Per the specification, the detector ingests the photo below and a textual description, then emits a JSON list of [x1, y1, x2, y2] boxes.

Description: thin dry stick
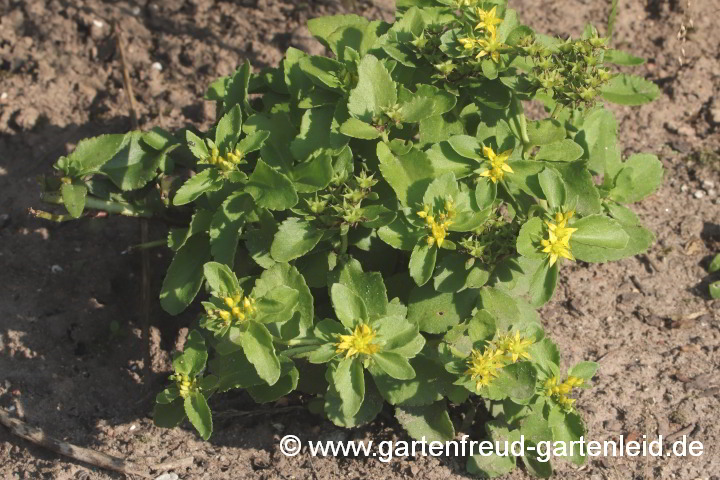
[[115, 23, 152, 389], [0, 408, 151, 478], [151, 455, 195, 473]]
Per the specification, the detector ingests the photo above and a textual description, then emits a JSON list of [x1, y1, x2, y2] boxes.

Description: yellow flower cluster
[[172, 372, 196, 398], [208, 146, 245, 171], [458, 7, 504, 62], [540, 210, 578, 266], [216, 294, 257, 325], [335, 324, 380, 358], [466, 331, 534, 391], [478, 146, 514, 183], [417, 197, 456, 248], [544, 375, 584, 411]]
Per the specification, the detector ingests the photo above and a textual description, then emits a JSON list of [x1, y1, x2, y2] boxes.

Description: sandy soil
[[1, 0, 719, 479]]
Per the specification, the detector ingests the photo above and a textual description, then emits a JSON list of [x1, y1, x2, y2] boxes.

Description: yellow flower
[[335, 324, 380, 358], [544, 376, 584, 411], [173, 373, 197, 398], [541, 210, 578, 266], [475, 28, 503, 63], [478, 146, 513, 183], [458, 37, 478, 50], [495, 331, 534, 363], [465, 348, 505, 391], [417, 200, 455, 248], [475, 6, 503, 32]]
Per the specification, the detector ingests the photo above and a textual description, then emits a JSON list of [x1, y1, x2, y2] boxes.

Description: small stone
[[14, 108, 40, 130], [680, 184, 688, 193], [0, 92, 7, 102], [50, 265, 63, 274], [132, 6, 141, 15], [702, 180, 715, 189], [694, 190, 705, 199], [151, 62, 163, 71], [154, 474, 178, 480], [708, 189, 717, 197], [92, 19, 104, 28]]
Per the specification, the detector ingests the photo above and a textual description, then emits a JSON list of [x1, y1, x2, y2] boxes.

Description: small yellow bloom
[[335, 324, 380, 358], [475, 6, 503, 32], [458, 37, 478, 50], [495, 331, 534, 363], [479, 146, 513, 183], [475, 29, 502, 63], [224, 297, 235, 308], [218, 310, 231, 322], [544, 375, 584, 411], [465, 348, 505, 391], [417, 200, 455, 248], [541, 210, 577, 266]]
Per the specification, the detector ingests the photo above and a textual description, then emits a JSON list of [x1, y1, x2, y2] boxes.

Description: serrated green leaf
[[209, 192, 254, 265], [410, 242, 437, 287], [215, 104, 243, 154], [173, 168, 223, 206], [601, 73, 659, 105], [270, 218, 324, 262], [203, 262, 240, 297], [242, 321, 281, 385], [395, 401, 455, 442], [160, 234, 211, 315], [348, 55, 397, 123], [245, 159, 298, 210], [331, 283, 368, 327], [184, 391, 213, 440], [60, 183, 87, 218]]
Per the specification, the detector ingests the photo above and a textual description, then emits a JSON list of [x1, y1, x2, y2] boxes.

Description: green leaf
[[535, 139, 584, 163], [242, 321, 281, 385], [575, 107, 620, 176], [173, 330, 208, 376], [552, 160, 602, 215], [609, 153, 664, 203], [245, 160, 298, 210], [550, 411, 587, 466], [270, 218, 324, 262], [160, 234, 211, 315], [60, 183, 87, 218], [568, 361, 598, 380], [709, 254, 720, 274], [571, 214, 629, 249], [209, 192, 254, 266], [538, 168, 566, 210], [290, 106, 344, 160], [408, 284, 478, 334], [253, 263, 315, 339], [247, 357, 299, 403], [448, 135, 483, 161], [468, 309, 496, 343], [324, 370, 383, 427], [153, 399, 186, 428], [99, 132, 165, 191], [529, 260, 557, 307], [410, 242, 437, 287], [291, 153, 334, 193], [348, 55, 397, 123], [184, 391, 213, 440], [203, 262, 239, 297], [373, 352, 415, 380], [516, 217, 545, 259], [236, 130, 270, 154], [338, 117, 382, 139], [377, 142, 435, 207], [173, 168, 223, 206], [475, 179, 497, 210], [186, 130, 210, 160], [486, 362, 538, 404], [378, 216, 424, 251], [467, 451, 516, 478], [434, 253, 489, 293], [329, 259, 388, 319], [58, 134, 127, 176], [371, 354, 452, 406], [254, 286, 299, 324], [331, 283, 368, 327], [225, 61, 252, 112], [710, 281, 720, 299], [527, 119, 566, 146], [604, 49, 645, 66], [331, 357, 365, 417], [601, 73, 659, 105], [395, 401, 455, 442], [143, 127, 178, 151], [215, 104, 243, 154]]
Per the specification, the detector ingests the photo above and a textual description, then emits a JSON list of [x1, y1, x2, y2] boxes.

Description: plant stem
[[41, 192, 154, 218]]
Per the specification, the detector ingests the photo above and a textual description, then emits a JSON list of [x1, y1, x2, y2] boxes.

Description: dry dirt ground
[[1, 0, 719, 479]]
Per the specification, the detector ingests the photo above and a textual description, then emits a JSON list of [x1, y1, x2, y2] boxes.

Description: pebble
[[708, 189, 717, 197], [132, 6, 141, 15], [680, 184, 688, 193], [50, 265, 63, 274], [92, 19, 104, 28], [151, 62, 163, 71], [694, 190, 705, 199], [702, 180, 715, 189], [154, 474, 178, 480], [0, 92, 7, 102]]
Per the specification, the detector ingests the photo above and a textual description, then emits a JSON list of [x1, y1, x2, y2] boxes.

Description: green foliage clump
[[41, 0, 664, 476]]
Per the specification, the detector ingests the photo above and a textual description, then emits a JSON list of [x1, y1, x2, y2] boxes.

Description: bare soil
[[1, 0, 719, 479]]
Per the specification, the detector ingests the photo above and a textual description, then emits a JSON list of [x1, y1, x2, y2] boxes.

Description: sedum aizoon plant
[[39, 0, 663, 476]]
